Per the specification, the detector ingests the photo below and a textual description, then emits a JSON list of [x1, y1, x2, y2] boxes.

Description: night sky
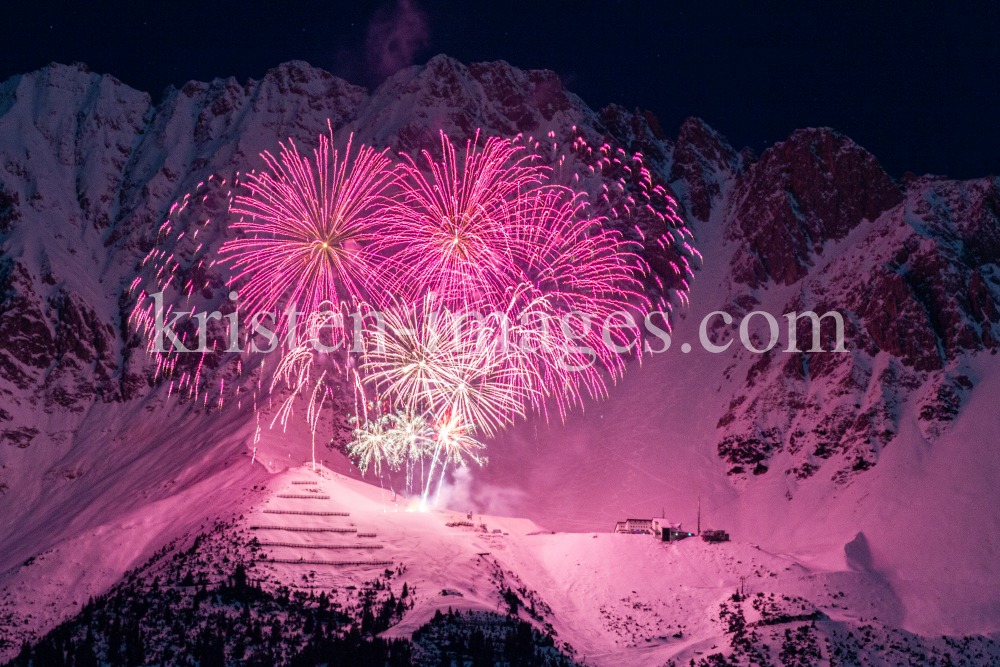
[[2, 1, 997, 179]]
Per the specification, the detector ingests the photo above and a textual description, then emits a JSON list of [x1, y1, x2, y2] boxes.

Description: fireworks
[[384, 409, 436, 466], [348, 403, 485, 502], [432, 409, 486, 468], [139, 123, 693, 500], [360, 294, 533, 437], [422, 409, 485, 504], [367, 131, 650, 423], [220, 121, 394, 342], [376, 131, 542, 310], [503, 183, 647, 420], [347, 412, 394, 476], [127, 174, 243, 409]]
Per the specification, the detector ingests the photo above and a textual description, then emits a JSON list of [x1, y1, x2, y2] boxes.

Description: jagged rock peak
[[349, 54, 593, 154], [668, 117, 744, 222], [727, 126, 904, 287], [595, 104, 672, 168], [674, 117, 740, 173]]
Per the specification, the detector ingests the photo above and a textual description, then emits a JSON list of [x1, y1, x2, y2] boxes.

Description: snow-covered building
[[614, 519, 654, 534], [613, 518, 695, 541]]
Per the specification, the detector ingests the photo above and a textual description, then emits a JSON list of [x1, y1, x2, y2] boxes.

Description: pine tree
[[107, 618, 122, 664], [234, 562, 247, 591]]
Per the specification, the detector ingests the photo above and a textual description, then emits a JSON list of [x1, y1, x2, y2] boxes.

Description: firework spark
[[347, 413, 394, 476]]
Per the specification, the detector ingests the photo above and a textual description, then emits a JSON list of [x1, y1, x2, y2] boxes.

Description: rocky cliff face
[[0, 56, 996, 504], [706, 126, 999, 484], [727, 128, 905, 288]]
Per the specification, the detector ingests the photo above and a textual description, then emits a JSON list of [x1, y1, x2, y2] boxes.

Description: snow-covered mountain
[[476, 120, 1000, 638], [11, 467, 1000, 666], [1, 56, 998, 663]]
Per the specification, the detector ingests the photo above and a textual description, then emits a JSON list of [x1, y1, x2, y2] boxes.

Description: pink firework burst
[[367, 129, 651, 423], [376, 130, 542, 310], [502, 183, 649, 420], [220, 122, 395, 339]]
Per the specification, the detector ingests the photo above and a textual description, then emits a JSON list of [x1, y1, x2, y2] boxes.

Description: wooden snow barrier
[[251, 526, 357, 533], [357, 532, 377, 538], [262, 516, 352, 520], [276, 494, 331, 499], [290, 481, 319, 485], [266, 558, 393, 566], [258, 542, 383, 549]]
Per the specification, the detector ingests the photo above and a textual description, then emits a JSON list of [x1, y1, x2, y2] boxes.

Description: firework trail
[[423, 409, 485, 504], [269, 341, 315, 431]]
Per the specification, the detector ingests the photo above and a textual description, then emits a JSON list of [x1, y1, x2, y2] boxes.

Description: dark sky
[[2, 1, 997, 179]]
